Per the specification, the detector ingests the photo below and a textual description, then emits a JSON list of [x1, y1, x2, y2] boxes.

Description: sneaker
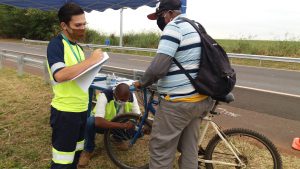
[[142, 125, 151, 135], [78, 151, 94, 168]]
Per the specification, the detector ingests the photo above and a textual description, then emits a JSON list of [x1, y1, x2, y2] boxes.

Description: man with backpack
[[133, 0, 215, 168]]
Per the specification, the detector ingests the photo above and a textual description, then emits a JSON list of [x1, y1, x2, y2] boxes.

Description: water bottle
[[111, 73, 117, 87], [106, 74, 112, 86]]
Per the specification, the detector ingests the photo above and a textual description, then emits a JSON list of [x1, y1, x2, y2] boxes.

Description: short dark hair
[[58, 2, 84, 24], [114, 83, 130, 100]]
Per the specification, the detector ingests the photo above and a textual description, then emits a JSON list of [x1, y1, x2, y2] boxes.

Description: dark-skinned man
[[78, 83, 141, 167], [134, 0, 214, 168]]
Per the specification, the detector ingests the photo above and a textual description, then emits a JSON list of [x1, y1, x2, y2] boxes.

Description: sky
[[85, 0, 300, 40]]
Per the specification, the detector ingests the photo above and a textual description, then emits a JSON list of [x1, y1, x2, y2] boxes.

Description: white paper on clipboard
[[72, 52, 109, 92]]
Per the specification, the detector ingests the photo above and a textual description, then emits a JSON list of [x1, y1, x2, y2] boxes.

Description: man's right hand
[[133, 81, 141, 89], [89, 49, 103, 65], [122, 121, 135, 130]]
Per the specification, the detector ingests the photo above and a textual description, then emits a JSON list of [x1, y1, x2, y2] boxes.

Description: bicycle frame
[[130, 88, 246, 168], [197, 103, 246, 168], [107, 87, 282, 169], [129, 88, 156, 146]]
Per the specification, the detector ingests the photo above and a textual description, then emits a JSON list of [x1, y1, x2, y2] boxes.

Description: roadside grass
[[1, 68, 300, 168], [82, 31, 300, 59], [98, 38, 300, 71], [2, 34, 300, 59], [0, 68, 52, 169], [218, 39, 300, 57], [100, 48, 300, 71], [0, 68, 118, 168], [0, 39, 22, 43], [230, 58, 300, 70]]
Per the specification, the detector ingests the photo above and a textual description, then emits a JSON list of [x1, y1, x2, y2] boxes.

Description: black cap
[[147, 0, 182, 20]]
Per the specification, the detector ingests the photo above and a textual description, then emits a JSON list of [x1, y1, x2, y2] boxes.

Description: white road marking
[[233, 64, 300, 73], [110, 52, 154, 58], [129, 58, 151, 63], [217, 108, 241, 118], [26, 46, 43, 50], [236, 85, 300, 98]]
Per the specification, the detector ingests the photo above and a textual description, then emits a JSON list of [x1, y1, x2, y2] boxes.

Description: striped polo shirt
[[157, 14, 207, 101]]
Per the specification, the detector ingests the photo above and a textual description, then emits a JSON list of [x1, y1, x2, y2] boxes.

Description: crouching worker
[[78, 83, 141, 167]]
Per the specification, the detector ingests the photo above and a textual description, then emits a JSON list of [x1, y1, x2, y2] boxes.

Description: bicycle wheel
[[205, 128, 282, 169], [104, 113, 152, 169]]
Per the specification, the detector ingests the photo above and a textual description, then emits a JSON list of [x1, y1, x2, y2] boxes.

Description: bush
[[0, 5, 59, 40]]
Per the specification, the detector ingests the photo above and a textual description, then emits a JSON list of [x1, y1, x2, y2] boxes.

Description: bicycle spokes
[[204, 128, 282, 169]]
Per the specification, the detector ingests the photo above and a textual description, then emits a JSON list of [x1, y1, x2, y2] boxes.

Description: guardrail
[[0, 49, 145, 83], [23, 38, 300, 64], [23, 38, 157, 53], [0, 49, 48, 80], [228, 53, 300, 64], [2, 38, 300, 83]]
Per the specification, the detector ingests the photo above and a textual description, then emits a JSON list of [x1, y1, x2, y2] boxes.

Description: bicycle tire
[[104, 113, 152, 169], [204, 128, 282, 169]]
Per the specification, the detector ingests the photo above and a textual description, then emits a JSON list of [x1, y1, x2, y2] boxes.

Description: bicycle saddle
[[212, 93, 235, 103]]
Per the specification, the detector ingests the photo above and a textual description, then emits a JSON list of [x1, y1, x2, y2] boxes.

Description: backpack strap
[[172, 57, 200, 93], [179, 17, 207, 35], [172, 17, 206, 94]]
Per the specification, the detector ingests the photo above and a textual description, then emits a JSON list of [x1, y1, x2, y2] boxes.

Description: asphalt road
[[2, 41, 300, 95]]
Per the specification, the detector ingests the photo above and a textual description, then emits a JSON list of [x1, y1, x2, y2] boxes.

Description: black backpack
[[172, 17, 236, 98]]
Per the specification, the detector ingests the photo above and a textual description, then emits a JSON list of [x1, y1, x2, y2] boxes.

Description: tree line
[[0, 5, 60, 40], [0, 4, 160, 48]]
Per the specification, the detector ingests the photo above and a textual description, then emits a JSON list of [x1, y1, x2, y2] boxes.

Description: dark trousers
[[84, 116, 106, 152], [50, 106, 87, 169]]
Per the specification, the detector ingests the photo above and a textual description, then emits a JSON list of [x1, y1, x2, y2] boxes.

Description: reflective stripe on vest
[[104, 100, 133, 121], [47, 38, 88, 112], [52, 148, 75, 164]]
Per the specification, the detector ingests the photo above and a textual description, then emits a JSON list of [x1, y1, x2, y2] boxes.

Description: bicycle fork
[[129, 88, 155, 147]]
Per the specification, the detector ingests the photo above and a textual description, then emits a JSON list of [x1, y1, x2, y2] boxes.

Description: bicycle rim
[[104, 114, 151, 169], [204, 128, 282, 169]]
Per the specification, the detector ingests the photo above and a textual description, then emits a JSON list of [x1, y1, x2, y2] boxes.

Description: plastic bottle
[[106, 74, 111, 86], [111, 73, 117, 87]]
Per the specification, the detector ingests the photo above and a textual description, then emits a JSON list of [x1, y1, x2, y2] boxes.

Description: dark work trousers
[[50, 106, 87, 169]]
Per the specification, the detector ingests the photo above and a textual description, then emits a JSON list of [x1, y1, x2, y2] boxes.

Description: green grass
[[84, 32, 300, 71], [122, 32, 160, 49], [3, 32, 300, 58], [0, 69, 52, 168], [1, 68, 300, 168], [230, 58, 300, 70], [85, 31, 300, 57], [217, 39, 300, 57], [0, 68, 118, 168], [6, 31, 300, 70], [82, 31, 300, 58]]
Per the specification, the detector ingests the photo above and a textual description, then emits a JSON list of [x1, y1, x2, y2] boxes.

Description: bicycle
[[103, 88, 282, 169]]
